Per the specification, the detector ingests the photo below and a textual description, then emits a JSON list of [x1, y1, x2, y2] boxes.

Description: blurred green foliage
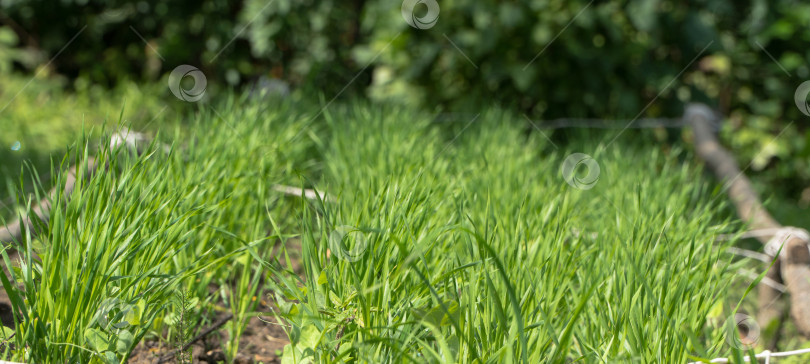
[[0, 0, 808, 203]]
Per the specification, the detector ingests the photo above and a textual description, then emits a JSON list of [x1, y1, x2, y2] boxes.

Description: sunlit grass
[[0, 95, 315, 363], [0, 98, 751, 363], [272, 105, 743, 362]]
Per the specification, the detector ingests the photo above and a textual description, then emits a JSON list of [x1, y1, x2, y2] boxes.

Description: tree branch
[[686, 103, 810, 337], [157, 313, 234, 363]]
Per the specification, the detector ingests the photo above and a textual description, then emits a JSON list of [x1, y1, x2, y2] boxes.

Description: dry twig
[[157, 313, 234, 363]]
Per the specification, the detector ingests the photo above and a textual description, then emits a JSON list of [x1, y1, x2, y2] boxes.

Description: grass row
[[278, 105, 743, 362], [1, 97, 751, 363]]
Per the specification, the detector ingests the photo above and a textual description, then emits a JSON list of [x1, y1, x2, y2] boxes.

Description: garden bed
[[0, 100, 755, 363]]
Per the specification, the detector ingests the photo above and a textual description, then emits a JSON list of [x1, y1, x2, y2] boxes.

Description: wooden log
[[686, 103, 810, 337], [0, 129, 329, 245]]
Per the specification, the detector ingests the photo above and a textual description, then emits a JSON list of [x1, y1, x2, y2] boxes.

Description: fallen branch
[[157, 313, 234, 363], [0, 130, 330, 245], [332, 315, 354, 359], [688, 347, 810, 363], [272, 184, 333, 202], [736, 269, 787, 293], [686, 103, 810, 337], [0, 333, 23, 364], [726, 247, 773, 263]]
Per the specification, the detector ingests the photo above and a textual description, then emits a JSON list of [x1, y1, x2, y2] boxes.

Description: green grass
[[0, 72, 189, 223], [0, 95, 314, 363], [0, 96, 761, 363], [273, 105, 743, 363]]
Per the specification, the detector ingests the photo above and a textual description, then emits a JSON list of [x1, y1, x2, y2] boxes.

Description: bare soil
[[127, 296, 290, 364]]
